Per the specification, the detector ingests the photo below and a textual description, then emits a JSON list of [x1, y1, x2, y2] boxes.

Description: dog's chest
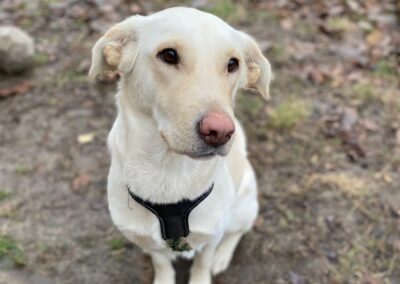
[[114, 201, 225, 252], [109, 181, 234, 253]]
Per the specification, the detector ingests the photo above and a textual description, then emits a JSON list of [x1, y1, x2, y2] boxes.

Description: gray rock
[[0, 26, 35, 74]]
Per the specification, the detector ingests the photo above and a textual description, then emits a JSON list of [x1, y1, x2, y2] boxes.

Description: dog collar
[[127, 183, 214, 252]]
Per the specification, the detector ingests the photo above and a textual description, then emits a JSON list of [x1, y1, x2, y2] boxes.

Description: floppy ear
[[89, 16, 142, 82], [240, 32, 272, 99]]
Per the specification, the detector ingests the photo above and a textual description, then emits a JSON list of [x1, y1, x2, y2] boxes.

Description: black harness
[[127, 183, 214, 251]]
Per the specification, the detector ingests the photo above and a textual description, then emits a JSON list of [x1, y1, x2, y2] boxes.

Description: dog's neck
[[113, 92, 220, 204]]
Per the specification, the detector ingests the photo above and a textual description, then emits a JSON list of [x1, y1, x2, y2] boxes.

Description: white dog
[[89, 7, 271, 284]]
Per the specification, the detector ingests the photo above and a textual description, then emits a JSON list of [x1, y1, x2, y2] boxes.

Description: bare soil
[[1, 1, 399, 284]]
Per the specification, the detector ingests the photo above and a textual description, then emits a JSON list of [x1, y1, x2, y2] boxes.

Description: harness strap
[[127, 183, 214, 240]]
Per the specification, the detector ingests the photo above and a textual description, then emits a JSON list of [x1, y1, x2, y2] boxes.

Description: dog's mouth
[[160, 131, 228, 160], [187, 152, 216, 160], [183, 146, 230, 160]]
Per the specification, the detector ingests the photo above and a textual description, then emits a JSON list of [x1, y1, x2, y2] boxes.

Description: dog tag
[[167, 237, 192, 252]]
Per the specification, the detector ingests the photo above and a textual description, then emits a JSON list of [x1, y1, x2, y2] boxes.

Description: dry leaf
[[280, 18, 293, 30], [340, 107, 358, 132], [77, 132, 96, 144], [253, 216, 264, 231], [360, 118, 379, 132], [366, 29, 383, 45], [396, 129, 400, 146], [382, 173, 392, 184], [72, 174, 92, 192], [0, 80, 32, 97]]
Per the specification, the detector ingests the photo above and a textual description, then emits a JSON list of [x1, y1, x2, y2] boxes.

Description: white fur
[[90, 7, 270, 284]]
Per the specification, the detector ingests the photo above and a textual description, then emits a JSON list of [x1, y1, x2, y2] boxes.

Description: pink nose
[[199, 111, 235, 147]]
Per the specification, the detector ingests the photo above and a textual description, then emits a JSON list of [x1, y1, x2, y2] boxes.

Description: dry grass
[[306, 172, 371, 197]]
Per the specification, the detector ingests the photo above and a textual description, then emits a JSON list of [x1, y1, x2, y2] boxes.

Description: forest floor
[[0, 0, 400, 283]]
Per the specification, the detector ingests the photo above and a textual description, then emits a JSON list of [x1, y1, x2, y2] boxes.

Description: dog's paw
[[211, 250, 231, 276], [153, 270, 175, 284], [188, 272, 211, 284], [211, 233, 242, 275], [153, 277, 174, 284]]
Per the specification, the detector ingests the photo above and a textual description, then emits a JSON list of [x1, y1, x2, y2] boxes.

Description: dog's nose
[[199, 111, 235, 147]]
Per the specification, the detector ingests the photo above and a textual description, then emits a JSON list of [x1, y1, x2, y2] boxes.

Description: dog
[[89, 7, 271, 284]]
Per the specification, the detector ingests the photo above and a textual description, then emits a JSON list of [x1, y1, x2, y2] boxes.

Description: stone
[[0, 26, 35, 74]]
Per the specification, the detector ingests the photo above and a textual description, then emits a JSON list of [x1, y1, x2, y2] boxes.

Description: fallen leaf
[[362, 274, 384, 284], [321, 107, 366, 162], [72, 174, 92, 192], [334, 45, 368, 66], [366, 29, 383, 45], [130, 4, 144, 14], [0, 80, 32, 97], [394, 239, 400, 253], [280, 18, 293, 30], [396, 129, 400, 146], [77, 132, 96, 144], [287, 184, 304, 195], [289, 271, 306, 284], [0, 199, 21, 217], [360, 118, 379, 132], [382, 173, 392, 184], [253, 216, 264, 231], [340, 107, 358, 132], [307, 69, 326, 85]]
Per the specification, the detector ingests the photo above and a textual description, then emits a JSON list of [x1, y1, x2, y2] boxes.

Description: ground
[[0, 0, 399, 283]]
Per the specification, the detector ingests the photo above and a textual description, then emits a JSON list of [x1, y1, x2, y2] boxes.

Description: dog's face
[[90, 7, 271, 159]]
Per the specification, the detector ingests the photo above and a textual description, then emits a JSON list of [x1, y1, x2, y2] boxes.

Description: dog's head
[[90, 7, 271, 159]]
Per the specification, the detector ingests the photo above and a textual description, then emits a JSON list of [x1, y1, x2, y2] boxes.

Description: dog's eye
[[227, 58, 239, 73], [158, 48, 179, 65]]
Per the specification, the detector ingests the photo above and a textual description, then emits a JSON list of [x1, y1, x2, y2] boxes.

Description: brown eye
[[158, 48, 179, 65], [227, 58, 239, 73]]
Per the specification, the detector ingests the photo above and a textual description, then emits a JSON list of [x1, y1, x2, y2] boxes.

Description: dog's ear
[[240, 32, 272, 99], [89, 16, 142, 82]]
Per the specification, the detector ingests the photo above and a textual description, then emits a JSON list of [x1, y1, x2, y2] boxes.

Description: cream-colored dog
[[89, 7, 271, 284]]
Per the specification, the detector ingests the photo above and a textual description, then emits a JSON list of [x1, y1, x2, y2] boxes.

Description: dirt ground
[[0, 0, 400, 283]]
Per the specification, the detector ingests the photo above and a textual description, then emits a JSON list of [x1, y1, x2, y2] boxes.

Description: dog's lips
[[187, 152, 216, 160], [159, 131, 228, 160]]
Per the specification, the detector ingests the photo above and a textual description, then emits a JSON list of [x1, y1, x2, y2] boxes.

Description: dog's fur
[[89, 7, 271, 284]]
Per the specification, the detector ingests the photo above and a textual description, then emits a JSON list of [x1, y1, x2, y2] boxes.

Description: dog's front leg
[[150, 252, 175, 284], [189, 243, 217, 284]]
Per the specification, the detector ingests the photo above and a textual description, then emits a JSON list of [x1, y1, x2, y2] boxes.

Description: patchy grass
[[379, 86, 400, 118], [0, 236, 26, 266], [15, 164, 32, 175], [237, 92, 264, 116], [267, 98, 309, 130], [34, 52, 49, 65], [326, 17, 356, 32], [0, 190, 11, 201], [54, 69, 87, 88], [373, 59, 397, 77], [306, 172, 371, 197], [295, 20, 320, 40], [203, 0, 246, 23], [108, 237, 126, 251], [334, 229, 399, 282], [250, 10, 278, 22], [77, 235, 97, 249], [268, 44, 290, 66], [351, 83, 376, 101]]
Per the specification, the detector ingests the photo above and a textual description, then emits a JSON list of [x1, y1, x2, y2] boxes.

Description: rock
[[0, 26, 35, 74]]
